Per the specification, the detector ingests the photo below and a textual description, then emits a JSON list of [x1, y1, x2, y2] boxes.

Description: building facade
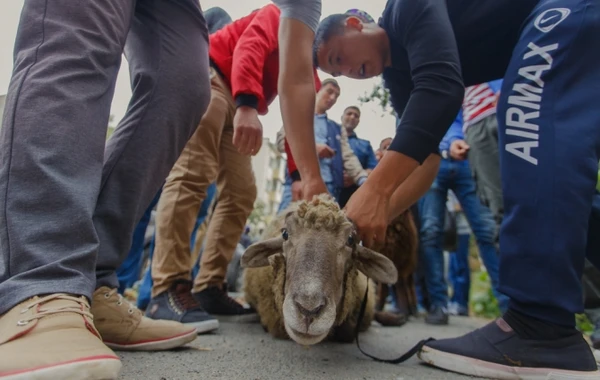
[[250, 137, 286, 217]]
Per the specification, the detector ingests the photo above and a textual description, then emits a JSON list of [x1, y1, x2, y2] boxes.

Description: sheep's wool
[[295, 194, 352, 232]]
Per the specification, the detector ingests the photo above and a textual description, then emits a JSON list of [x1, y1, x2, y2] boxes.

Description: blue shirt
[[314, 113, 333, 183], [380, 0, 539, 164], [347, 132, 378, 171], [439, 111, 464, 153]]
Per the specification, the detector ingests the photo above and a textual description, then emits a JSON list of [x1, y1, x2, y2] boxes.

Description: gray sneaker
[[145, 280, 219, 334]]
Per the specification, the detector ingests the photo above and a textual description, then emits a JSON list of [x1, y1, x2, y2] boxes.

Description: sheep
[[372, 206, 419, 326], [241, 194, 398, 346]]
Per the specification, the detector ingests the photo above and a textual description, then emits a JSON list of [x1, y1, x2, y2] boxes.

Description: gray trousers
[[0, 0, 210, 315], [464, 114, 503, 227]]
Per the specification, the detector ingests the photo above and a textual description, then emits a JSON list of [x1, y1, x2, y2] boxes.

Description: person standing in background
[[337, 105, 378, 208]]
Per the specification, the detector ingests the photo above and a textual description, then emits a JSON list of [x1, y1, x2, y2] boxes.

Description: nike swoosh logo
[[540, 14, 559, 24]]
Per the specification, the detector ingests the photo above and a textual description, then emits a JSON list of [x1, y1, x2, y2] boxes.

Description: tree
[[357, 77, 395, 116], [247, 199, 268, 237], [106, 114, 116, 140]]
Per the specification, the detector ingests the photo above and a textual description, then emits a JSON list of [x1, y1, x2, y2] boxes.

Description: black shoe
[[145, 280, 219, 334], [194, 285, 258, 323], [419, 318, 599, 379], [425, 306, 449, 325], [456, 305, 469, 317]]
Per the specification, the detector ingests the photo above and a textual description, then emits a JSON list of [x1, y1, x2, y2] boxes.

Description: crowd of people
[[0, 0, 599, 379]]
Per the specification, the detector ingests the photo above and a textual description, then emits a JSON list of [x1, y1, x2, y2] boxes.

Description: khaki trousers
[[151, 68, 257, 297]]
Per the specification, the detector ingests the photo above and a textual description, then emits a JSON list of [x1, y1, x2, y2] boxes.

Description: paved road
[[118, 316, 490, 380]]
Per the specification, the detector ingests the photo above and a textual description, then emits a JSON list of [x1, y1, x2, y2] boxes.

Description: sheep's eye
[[347, 234, 355, 246], [281, 228, 289, 241]]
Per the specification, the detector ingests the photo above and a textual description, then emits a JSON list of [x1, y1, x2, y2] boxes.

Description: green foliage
[[357, 78, 395, 116], [469, 271, 501, 319], [577, 313, 594, 335], [106, 114, 116, 140], [469, 270, 595, 336]]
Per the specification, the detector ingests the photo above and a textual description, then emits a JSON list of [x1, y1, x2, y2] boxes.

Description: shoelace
[[172, 286, 202, 311], [17, 294, 94, 326], [103, 288, 136, 315]]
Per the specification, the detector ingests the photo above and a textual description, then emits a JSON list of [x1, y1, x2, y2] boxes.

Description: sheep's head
[[241, 194, 397, 345]]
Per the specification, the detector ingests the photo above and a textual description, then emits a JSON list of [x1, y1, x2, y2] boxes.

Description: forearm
[[363, 150, 420, 199], [277, 17, 322, 182], [387, 153, 441, 222]]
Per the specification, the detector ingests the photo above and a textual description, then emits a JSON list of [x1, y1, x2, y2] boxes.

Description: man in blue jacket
[[277, 79, 367, 212], [338, 105, 378, 208]]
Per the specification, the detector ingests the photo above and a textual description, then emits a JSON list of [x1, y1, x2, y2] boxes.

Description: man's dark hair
[[321, 78, 340, 91], [313, 14, 347, 67], [344, 105, 361, 115]]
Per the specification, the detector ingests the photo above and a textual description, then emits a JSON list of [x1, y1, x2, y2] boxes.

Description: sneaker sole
[[419, 346, 600, 379], [104, 328, 197, 351], [212, 313, 260, 324], [0, 355, 121, 380], [185, 319, 220, 334]]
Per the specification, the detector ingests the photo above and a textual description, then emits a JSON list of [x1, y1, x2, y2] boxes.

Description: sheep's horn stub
[[241, 236, 284, 268]]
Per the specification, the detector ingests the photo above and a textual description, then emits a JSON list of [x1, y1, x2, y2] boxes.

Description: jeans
[[418, 158, 509, 311], [116, 189, 162, 294], [448, 232, 472, 310]]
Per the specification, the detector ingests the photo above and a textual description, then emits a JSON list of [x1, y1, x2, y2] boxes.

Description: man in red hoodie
[[145, 5, 321, 328]]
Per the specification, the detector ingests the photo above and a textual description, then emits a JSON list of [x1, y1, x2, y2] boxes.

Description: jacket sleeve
[[446, 110, 465, 147], [365, 143, 379, 170], [340, 126, 368, 183], [386, 0, 464, 164], [231, 5, 280, 112]]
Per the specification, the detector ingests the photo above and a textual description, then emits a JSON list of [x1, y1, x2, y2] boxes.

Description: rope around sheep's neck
[[353, 283, 435, 364]]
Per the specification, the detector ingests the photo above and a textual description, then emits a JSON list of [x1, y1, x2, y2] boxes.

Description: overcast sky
[[0, 0, 396, 149]]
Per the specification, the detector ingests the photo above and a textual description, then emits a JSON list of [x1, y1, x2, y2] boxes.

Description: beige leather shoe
[[0, 294, 121, 380], [92, 287, 197, 351]]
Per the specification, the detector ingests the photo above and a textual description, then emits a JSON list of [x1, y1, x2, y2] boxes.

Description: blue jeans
[[136, 183, 217, 309], [116, 189, 162, 294], [448, 233, 472, 309], [418, 159, 509, 311]]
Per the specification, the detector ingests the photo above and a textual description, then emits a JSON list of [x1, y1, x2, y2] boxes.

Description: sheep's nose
[[293, 294, 327, 318]]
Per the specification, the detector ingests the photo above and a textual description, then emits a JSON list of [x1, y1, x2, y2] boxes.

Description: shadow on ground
[[118, 317, 490, 380]]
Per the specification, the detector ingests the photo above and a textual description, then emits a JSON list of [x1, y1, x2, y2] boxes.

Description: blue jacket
[[347, 132, 378, 170], [439, 110, 465, 153], [324, 119, 344, 191], [282, 118, 344, 192]]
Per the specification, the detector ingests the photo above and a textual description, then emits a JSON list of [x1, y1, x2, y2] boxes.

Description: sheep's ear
[[354, 245, 398, 284], [241, 237, 284, 268]]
